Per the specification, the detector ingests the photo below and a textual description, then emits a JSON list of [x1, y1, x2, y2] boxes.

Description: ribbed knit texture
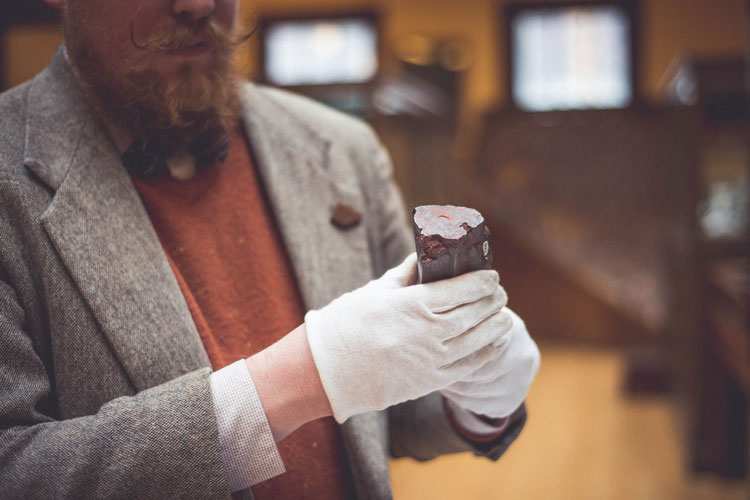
[[130, 127, 355, 499]]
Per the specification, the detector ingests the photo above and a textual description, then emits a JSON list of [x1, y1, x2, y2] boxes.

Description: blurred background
[[2, 0, 748, 498]]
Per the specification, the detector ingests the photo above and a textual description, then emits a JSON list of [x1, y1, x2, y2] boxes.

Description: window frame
[[256, 9, 381, 91], [503, 0, 640, 111]]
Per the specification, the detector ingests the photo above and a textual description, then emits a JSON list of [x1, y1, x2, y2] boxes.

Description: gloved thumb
[[368, 252, 418, 291]]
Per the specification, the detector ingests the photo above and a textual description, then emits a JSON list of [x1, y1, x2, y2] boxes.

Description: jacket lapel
[[240, 87, 388, 499], [24, 49, 210, 391], [240, 86, 373, 309]]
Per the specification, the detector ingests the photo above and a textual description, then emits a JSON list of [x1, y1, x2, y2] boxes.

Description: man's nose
[[172, 0, 216, 21]]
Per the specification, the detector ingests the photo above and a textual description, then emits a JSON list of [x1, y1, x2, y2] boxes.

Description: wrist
[[245, 324, 333, 442]]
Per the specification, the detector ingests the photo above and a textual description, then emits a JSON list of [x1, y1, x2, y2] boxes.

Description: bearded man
[[0, 1, 540, 499]]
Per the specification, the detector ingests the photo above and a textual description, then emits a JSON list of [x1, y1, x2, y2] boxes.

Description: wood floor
[[389, 345, 749, 500]]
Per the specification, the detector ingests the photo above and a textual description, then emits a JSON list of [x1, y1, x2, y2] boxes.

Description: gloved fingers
[[444, 339, 540, 398], [369, 252, 418, 290], [460, 342, 522, 383], [442, 375, 505, 399], [410, 269, 499, 313], [472, 334, 540, 386], [458, 357, 504, 383], [464, 306, 540, 381], [494, 312, 540, 378], [505, 306, 527, 332], [455, 333, 512, 383], [439, 289, 509, 342], [441, 309, 513, 363], [438, 339, 501, 381]]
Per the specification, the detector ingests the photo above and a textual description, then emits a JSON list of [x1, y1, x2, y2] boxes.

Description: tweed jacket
[[0, 49, 525, 499]]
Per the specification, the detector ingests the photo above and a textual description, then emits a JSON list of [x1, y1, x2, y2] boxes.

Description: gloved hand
[[440, 307, 540, 419], [305, 253, 514, 423]]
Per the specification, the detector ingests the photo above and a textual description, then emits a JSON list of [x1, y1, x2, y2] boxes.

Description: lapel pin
[[330, 202, 362, 230]]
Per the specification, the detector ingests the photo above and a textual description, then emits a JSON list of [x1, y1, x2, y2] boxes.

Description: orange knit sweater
[[130, 127, 355, 499]]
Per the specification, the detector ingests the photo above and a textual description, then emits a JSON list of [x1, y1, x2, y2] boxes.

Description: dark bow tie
[[121, 124, 229, 180]]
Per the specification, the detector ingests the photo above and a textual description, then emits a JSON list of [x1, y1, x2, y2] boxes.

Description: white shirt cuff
[[209, 360, 286, 492]]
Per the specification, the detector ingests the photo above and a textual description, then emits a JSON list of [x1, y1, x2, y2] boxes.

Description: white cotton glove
[[440, 307, 540, 419], [305, 253, 514, 423]]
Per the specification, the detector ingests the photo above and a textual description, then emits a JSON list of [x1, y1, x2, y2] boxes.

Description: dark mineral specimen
[[412, 205, 493, 284]]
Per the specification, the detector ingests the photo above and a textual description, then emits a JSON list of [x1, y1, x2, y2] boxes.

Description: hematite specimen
[[413, 205, 493, 284]]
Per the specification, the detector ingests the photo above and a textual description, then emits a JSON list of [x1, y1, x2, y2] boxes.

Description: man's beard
[[62, 8, 242, 148]]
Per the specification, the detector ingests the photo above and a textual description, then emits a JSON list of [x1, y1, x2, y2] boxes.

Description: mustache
[[129, 5, 257, 53]]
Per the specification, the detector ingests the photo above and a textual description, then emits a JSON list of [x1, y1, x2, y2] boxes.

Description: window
[[262, 16, 378, 87], [509, 3, 634, 111]]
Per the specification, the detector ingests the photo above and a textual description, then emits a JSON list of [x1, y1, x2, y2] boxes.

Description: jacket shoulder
[[247, 84, 380, 151]]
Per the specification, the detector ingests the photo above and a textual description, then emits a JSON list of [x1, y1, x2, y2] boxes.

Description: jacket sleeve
[[358, 126, 528, 462], [389, 394, 527, 461], [0, 276, 232, 500]]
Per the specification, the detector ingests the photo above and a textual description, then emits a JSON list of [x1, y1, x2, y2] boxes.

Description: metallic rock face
[[413, 205, 494, 284]]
